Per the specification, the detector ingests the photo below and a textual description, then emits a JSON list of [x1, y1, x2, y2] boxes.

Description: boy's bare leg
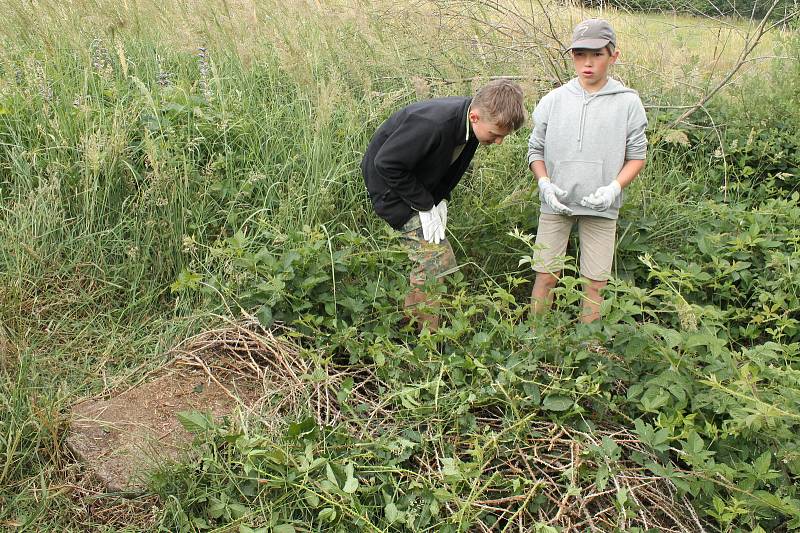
[[531, 272, 559, 315], [581, 278, 607, 323]]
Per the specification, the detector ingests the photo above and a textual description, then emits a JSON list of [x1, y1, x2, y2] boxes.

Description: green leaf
[[600, 436, 620, 459], [343, 476, 359, 494], [176, 410, 213, 434], [754, 451, 772, 476], [752, 490, 790, 512], [273, 525, 296, 533], [651, 428, 670, 452], [683, 431, 704, 456], [385, 502, 402, 524], [287, 417, 317, 440], [305, 492, 321, 508], [441, 457, 463, 483], [170, 268, 202, 292], [298, 457, 327, 473], [326, 463, 340, 488], [595, 463, 610, 491], [640, 387, 670, 412], [228, 503, 249, 519], [343, 463, 359, 494], [256, 305, 274, 327], [192, 517, 210, 529], [318, 507, 336, 522], [542, 395, 573, 412], [616, 487, 629, 507], [207, 498, 226, 519], [472, 332, 491, 346], [624, 335, 649, 358], [248, 447, 288, 465], [634, 419, 670, 452], [522, 382, 541, 405]]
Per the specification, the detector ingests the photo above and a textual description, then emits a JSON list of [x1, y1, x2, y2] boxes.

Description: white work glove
[[418, 207, 445, 244], [436, 199, 448, 230], [538, 177, 573, 216], [580, 181, 621, 212]]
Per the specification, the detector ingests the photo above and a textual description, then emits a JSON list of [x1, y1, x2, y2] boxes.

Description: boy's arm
[[528, 100, 575, 215], [623, 97, 648, 166], [526, 98, 550, 173], [530, 160, 548, 180], [616, 97, 648, 189], [614, 159, 645, 189], [580, 98, 648, 211], [373, 114, 441, 212]]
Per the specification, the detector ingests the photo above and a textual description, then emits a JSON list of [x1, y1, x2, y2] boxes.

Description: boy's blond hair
[[472, 79, 526, 131]]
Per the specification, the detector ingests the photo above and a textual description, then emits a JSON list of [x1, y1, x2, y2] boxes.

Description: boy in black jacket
[[362, 79, 526, 331]]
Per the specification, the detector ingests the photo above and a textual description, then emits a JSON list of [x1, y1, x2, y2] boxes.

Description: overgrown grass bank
[[1, 0, 798, 530]]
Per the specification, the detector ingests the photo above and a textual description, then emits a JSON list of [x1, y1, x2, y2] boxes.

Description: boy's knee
[[585, 278, 608, 289], [583, 278, 608, 293], [534, 271, 559, 289]]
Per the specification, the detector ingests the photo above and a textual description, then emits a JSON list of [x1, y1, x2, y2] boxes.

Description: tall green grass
[[0, 0, 796, 529], [0, 0, 784, 314]]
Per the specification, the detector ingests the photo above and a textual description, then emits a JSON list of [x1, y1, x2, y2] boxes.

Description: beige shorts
[[533, 213, 617, 281]]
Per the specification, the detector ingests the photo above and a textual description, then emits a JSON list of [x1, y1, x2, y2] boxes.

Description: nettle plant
[[177, 224, 412, 347]]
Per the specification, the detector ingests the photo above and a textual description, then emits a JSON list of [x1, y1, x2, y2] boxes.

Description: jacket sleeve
[[527, 96, 551, 166], [373, 113, 440, 212], [625, 97, 648, 160]]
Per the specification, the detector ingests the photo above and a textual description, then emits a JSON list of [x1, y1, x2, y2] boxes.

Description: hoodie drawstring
[[577, 94, 590, 152]]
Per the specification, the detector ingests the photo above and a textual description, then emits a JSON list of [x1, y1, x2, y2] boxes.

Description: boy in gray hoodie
[[527, 19, 648, 323]]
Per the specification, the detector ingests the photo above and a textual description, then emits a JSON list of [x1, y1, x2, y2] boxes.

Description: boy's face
[[469, 109, 511, 145], [571, 47, 619, 89]]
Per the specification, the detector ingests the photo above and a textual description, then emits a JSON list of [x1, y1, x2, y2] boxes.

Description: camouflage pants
[[399, 214, 458, 288]]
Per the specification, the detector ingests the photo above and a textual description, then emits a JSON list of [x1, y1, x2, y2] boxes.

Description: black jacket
[[361, 97, 479, 229]]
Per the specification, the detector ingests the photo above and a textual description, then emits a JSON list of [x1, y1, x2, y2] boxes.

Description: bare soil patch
[[67, 363, 261, 492]]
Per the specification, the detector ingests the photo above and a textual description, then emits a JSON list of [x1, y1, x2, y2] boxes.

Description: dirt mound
[[67, 320, 385, 492], [67, 363, 261, 493]]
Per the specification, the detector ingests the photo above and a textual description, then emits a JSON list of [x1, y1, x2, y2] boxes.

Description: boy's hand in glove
[[580, 181, 621, 212], [419, 207, 445, 244], [538, 177, 573, 216], [436, 199, 447, 229]]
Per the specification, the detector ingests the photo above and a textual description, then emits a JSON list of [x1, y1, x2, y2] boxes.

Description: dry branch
[[169, 319, 389, 431]]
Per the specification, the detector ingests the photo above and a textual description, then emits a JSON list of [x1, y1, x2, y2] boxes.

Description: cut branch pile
[[434, 421, 707, 532], [168, 319, 388, 430], [167, 320, 707, 530]]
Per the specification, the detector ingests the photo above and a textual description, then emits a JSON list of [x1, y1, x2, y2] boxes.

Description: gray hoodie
[[527, 78, 648, 219]]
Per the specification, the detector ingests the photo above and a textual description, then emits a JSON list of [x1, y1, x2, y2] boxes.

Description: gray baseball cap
[[567, 19, 616, 50]]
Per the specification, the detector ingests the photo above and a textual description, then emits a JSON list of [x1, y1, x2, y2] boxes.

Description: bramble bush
[[164, 180, 800, 530]]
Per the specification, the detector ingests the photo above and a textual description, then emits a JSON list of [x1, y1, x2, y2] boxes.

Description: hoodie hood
[[565, 77, 636, 97], [566, 78, 638, 151], [566, 78, 637, 151]]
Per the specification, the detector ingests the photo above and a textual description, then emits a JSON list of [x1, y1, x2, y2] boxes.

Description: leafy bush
[[163, 195, 800, 530]]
